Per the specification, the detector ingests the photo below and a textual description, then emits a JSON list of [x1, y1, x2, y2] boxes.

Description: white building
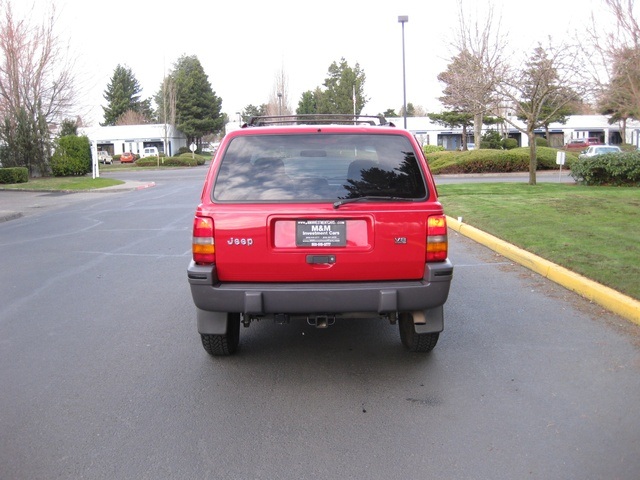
[[79, 124, 188, 157], [388, 115, 640, 150]]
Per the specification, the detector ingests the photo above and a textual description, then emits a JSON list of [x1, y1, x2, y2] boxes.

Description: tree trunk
[[474, 113, 483, 147], [462, 124, 468, 150], [528, 130, 537, 185], [545, 125, 550, 146]]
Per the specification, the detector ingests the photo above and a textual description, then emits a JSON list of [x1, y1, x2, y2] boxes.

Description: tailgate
[[213, 204, 435, 282]]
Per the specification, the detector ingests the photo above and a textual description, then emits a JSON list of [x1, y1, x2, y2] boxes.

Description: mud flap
[[197, 309, 228, 335], [414, 306, 444, 334]]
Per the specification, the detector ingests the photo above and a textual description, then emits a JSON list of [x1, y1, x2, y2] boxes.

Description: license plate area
[[296, 219, 346, 247]]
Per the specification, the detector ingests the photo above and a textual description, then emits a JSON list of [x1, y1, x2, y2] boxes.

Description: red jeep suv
[[187, 115, 453, 355]]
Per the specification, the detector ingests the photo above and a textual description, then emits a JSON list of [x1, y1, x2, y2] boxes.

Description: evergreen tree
[[156, 55, 223, 144], [242, 104, 266, 122], [319, 58, 367, 114], [294, 60, 367, 116], [59, 118, 78, 136], [102, 65, 150, 126], [296, 90, 320, 114], [401, 102, 417, 117], [0, 106, 51, 176]]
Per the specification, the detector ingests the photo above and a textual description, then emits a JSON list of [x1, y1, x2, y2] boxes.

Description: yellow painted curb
[[447, 216, 640, 326]]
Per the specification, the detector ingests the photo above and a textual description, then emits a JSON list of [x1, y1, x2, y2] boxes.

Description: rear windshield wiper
[[333, 196, 414, 209]]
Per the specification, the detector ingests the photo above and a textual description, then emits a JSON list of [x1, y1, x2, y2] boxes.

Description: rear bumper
[[187, 260, 453, 315]]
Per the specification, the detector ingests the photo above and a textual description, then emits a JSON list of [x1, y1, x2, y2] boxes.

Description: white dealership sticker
[[296, 219, 347, 247]]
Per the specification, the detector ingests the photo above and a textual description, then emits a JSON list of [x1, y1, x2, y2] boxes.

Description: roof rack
[[246, 114, 393, 127]]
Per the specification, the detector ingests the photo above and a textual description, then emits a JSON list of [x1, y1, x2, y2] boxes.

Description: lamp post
[[277, 92, 283, 116], [398, 15, 408, 129]]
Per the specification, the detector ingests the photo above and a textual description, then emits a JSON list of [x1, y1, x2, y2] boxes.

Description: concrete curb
[[447, 216, 640, 326], [135, 182, 156, 190], [0, 181, 155, 194], [0, 211, 23, 223]]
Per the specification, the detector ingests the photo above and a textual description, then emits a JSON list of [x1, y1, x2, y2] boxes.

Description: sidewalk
[[0, 180, 155, 222]]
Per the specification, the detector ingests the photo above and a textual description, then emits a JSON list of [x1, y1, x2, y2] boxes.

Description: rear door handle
[[306, 255, 336, 264]]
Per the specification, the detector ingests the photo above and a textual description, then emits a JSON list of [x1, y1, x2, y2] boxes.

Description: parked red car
[[565, 137, 601, 149], [120, 152, 136, 163]]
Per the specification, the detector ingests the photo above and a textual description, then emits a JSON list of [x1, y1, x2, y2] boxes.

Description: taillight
[[426, 215, 448, 262], [192, 216, 215, 264]]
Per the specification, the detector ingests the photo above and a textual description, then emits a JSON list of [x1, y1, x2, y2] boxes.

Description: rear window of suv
[[212, 133, 427, 202]]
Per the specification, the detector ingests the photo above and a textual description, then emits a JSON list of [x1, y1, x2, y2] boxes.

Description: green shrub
[[0, 167, 29, 183], [50, 135, 91, 176], [163, 156, 200, 166], [481, 130, 503, 149], [135, 156, 160, 166], [570, 152, 640, 186], [177, 146, 191, 155], [535, 137, 548, 147], [533, 147, 579, 169], [135, 156, 200, 167], [177, 152, 207, 165], [423, 145, 446, 155], [503, 138, 518, 150]]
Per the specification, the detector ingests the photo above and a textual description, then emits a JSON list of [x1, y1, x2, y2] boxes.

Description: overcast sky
[[19, 0, 605, 126]]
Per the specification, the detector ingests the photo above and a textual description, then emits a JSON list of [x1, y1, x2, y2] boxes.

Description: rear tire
[[201, 313, 241, 356], [398, 312, 439, 352]]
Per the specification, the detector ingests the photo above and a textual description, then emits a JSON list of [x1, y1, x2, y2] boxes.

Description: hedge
[[570, 152, 640, 186], [422, 145, 446, 154], [177, 152, 207, 165], [426, 147, 579, 174], [0, 167, 29, 184], [135, 156, 201, 167]]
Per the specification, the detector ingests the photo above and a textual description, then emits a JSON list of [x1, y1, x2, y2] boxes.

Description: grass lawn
[[437, 183, 640, 301], [1, 177, 123, 190]]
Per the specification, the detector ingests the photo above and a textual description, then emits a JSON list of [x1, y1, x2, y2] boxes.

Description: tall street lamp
[[398, 15, 408, 129], [277, 92, 283, 116]]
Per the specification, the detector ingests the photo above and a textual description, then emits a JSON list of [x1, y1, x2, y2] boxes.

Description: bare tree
[[411, 104, 427, 116], [491, 42, 584, 185], [159, 75, 176, 157], [588, 0, 640, 137], [0, 1, 75, 125], [441, 1, 506, 145], [266, 66, 291, 116], [158, 75, 177, 125], [0, 0, 76, 173], [589, 0, 640, 70], [115, 109, 150, 126]]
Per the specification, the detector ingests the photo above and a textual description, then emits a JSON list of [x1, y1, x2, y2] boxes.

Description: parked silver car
[[578, 145, 622, 159]]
